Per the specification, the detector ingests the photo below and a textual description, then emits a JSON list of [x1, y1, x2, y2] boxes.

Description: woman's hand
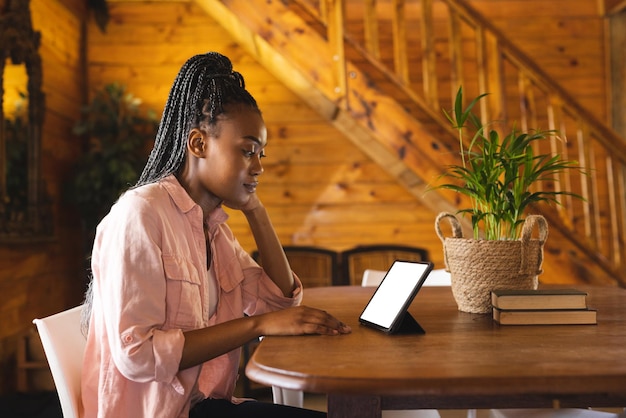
[[254, 306, 352, 336], [223, 191, 263, 214]]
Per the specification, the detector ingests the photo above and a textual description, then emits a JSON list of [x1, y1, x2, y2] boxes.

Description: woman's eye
[[244, 149, 266, 158]]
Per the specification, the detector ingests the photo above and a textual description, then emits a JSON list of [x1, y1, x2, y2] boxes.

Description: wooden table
[[246, 286, 626, 418]]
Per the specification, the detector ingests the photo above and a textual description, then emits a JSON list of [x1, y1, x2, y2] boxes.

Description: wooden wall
[[0, 0, 86, 393], [88, 0, 612, 274], [468, 0, 609, 124], [87, 1, 443, 259], [0, 0, 616, 393]]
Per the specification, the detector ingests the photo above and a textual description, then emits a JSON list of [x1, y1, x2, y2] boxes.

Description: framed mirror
[[0, 0, 52, 241]]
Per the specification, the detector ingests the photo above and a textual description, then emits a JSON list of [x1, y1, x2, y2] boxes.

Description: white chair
[[32, 305, 86, 418], [272, 387, 304, 407], [423, 268, 452, 286], [361, 268, 451, 287], [361, 268, 388, 287], [33, 305, 307, 417]]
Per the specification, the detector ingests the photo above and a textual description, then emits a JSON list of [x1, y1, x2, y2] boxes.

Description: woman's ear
[[187, 128, 206, 158]]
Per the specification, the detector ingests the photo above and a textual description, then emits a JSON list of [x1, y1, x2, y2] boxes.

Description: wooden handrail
[[299, 0, 626, 283]]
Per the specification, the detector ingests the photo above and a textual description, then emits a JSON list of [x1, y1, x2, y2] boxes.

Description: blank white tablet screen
[[359, 261, 429, 329]]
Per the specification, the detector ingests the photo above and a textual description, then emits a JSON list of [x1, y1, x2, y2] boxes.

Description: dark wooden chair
[[251, 246, 341, 288], [340, 244, 430, 286]]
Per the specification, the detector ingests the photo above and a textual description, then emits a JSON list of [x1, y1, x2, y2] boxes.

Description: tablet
[[359, 260, 433, 334]]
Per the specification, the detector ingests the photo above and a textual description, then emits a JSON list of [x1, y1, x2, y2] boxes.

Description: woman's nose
[[251, 156, 264, 175]]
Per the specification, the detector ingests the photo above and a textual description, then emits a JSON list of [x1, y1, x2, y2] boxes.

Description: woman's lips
[[244, 182, 258, 193]]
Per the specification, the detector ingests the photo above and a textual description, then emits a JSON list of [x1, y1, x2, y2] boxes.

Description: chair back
[[33, 305, 86, 418], [361, 269, 388, 287], [342, 245, 429, 286], [361, 268, 452, 287], [252, 246, 340, 288]]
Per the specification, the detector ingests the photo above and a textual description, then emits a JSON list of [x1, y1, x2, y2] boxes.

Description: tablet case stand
[[394, 312, 425, 334]]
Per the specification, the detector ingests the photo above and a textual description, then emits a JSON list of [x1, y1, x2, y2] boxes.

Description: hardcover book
[[491, 288, 588, 310], [493, 307, 597, 325]]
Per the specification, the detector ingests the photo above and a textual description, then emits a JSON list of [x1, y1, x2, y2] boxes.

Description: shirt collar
[[160, 175, 229, 226]]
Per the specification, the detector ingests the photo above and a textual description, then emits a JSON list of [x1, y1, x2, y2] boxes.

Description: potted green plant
[[66, 83, 158, 254], [432, 87, 583, 313]]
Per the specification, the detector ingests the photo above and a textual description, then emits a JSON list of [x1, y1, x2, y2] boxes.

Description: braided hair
[[135, 52, 260, 187]]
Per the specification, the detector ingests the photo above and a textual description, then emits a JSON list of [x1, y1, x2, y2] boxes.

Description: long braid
[[135, 52, 259, 187], [82, 52, 259, 333]]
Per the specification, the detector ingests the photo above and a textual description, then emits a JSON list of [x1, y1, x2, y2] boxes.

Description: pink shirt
[[81, 175, 302, 418]]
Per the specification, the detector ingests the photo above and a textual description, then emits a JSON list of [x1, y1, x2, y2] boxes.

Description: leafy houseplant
[[67, 83, 158, 240], [435, 87, 582, 240], [433, 87, 583, 313]]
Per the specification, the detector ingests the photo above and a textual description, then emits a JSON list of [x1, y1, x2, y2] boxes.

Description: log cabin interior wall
[[0, 0, 621, 393], [0, 0, 86, 392]]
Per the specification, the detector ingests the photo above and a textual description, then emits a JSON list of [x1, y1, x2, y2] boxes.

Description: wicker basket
[[435, 212, 548, 314]]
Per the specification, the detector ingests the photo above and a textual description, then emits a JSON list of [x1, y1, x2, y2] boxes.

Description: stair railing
[[301, 0, 626, 284]]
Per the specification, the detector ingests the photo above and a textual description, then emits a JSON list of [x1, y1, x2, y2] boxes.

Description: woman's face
[[196, 106, 267, 209]]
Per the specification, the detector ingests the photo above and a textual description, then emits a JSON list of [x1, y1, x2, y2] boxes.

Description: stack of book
[[491, 288, 597, 325]]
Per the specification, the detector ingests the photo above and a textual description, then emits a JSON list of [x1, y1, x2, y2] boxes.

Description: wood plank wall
[[467, 0, 608, 123], [87, 0, 612, 279], [87, 1, 442, 257], [0, 0, 86, 392], [0, 0, 615, 393]]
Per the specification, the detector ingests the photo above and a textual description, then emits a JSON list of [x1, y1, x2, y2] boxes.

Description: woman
[[81, 52, 351, 418]]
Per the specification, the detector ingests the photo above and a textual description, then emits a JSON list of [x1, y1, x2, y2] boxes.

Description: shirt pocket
[[217, 252, 245, 293], [162, 255, 203, 329]]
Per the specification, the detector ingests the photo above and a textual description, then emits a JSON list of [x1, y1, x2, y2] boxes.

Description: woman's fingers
[[295, 306, 352, 335], [308, 307, 351, 335], [260, 306, 351, 336]]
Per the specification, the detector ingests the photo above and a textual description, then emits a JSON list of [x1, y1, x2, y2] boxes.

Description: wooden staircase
[[196, 0, 626, 286]]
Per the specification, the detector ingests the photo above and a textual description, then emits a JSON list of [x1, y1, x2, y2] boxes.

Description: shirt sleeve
[[232, 235, 304, 316], [92, 193, 185, 384]]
